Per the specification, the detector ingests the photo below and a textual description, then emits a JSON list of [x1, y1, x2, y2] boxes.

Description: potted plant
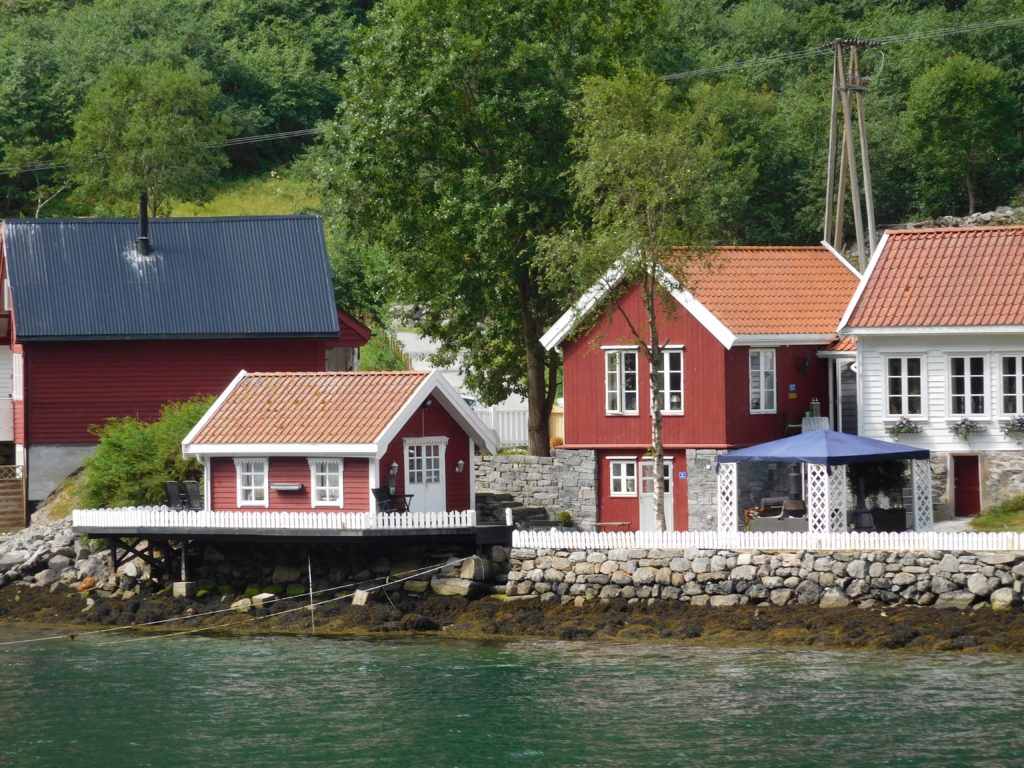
[[1002, 415, 1024, 441], [949, 417, 984, 440], [885, 416, 921, 440]]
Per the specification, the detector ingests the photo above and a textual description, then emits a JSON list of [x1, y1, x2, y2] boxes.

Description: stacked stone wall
[[507, 546, 1024, 611], [476, 449, 596, 526]]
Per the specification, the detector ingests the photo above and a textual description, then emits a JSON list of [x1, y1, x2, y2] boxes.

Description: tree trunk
[[965, 174, 975, 215], [520, 276, 554, 457], [643, 272, 666, 532]]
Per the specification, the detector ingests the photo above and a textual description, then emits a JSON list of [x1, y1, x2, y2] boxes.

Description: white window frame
[[749, 348, 777, 414], [11, 352, 22, 401], [234, 458, 268, 507], [948, 354, 987, 418], [884, 355, 925, 419], [605, 347, 639, 415], [308, 458, 343, 508], [608, 458, 637, 497], [1000, 355, 1024, 416], [661, 347, 684, 414]]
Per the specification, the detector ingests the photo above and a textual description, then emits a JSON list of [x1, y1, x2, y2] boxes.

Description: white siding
[[857, 333, 1024, 453]]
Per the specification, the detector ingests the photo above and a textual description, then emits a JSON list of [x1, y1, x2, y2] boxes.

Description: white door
[[404, 438, 447, 512], [639, 460, 674, 531]]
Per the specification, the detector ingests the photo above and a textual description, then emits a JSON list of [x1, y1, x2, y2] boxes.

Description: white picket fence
[[72, 506, 477, 532], [474, 406, 529, 448], [513, 528, 1024, 553]]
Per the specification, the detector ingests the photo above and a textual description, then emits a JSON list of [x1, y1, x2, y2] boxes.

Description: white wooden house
[[839, 226, 1024, 518]]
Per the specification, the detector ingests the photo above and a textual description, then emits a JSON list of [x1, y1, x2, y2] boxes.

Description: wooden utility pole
[[822, 39, 881, 272]]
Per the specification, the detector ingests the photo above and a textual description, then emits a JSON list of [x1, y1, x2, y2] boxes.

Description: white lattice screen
[[911, 459, 934, 531], [717, 462, 738, 533], [807, 463, 829, 534], [828, 464, 847, 531]]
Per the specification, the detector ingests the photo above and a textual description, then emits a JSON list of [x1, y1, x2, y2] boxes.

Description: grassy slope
[[970, 495, 1024, 532], [169, 170, 317, 217]]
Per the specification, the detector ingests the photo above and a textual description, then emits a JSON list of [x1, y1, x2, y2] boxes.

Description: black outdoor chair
[[183, 480, 203, 510], [163, 481, 185, 509], [372, 486, 413, 512]]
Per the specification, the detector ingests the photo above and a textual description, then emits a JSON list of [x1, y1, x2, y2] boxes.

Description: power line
[[0, 126, 325, 177], [662, 16, 1024, 82]]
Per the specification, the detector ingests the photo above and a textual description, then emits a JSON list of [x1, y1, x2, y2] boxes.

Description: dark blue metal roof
[[718, 430, 929, 467], [2, 216, 340, 340]]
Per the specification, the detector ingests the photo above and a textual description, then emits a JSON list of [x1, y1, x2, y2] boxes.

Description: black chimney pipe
[[135, 192, 153, 256]]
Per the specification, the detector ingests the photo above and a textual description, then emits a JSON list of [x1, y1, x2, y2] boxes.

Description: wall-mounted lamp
[[388, 461, 399, 491], [455, 459, 465, 474], [420, 397, 433, 409], [798, 355, 811, 374]]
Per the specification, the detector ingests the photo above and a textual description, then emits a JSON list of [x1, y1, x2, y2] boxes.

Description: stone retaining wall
[[507, 546, 1024, 611], [476, 449, 597, 526]]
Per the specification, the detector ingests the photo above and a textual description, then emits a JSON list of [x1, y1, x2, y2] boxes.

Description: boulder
[[819, 589, 851, 609], [430, 576, 487, 599], [47, 554, 73, 574], [934, 590, 974, 610], [33, 568, 59, 587], [0, 549, 30, 571], [230, 597, 253, 612], [709, 594, 741, 607], [967, 572, 993, 598], [271, 564, 302, 583], [990, 588, 1017, 612]]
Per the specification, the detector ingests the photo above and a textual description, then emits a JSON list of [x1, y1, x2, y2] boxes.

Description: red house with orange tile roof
[[839, 226, 1024, 518], [541, 246, 860, 531], [182, 370, 497, 515]]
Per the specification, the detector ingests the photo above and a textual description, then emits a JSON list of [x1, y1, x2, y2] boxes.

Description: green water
[[1, 626, 1021, 768]]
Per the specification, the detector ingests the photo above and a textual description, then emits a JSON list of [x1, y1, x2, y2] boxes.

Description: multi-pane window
[[609, 460, 637, 496], [749, 349, 776, 413], [407, 443, 441, 484], [309, 459, 342, 506], [1001, 355, 1024, 415], [661, 349, 684, 413], [640, 461, 671, 495], [886, 356, 923, 416], [605, 349, 638, 414], [236, 459, 267, 506], [949, 355, 986, 415]]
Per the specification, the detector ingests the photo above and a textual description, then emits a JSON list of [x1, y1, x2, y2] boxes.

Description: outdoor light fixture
[[455, 460, 465, 473]]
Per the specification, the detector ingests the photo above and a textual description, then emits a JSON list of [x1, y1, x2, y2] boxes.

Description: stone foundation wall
[[476, 449, 596, 526], [928, 450, 1024, 520], [507, 546, 1024, 611]]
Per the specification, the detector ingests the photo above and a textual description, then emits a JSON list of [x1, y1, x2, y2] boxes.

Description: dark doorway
[[952, 455, 981, 517]]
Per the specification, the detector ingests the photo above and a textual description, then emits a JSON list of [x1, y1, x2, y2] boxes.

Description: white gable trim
[[846, 324, 1024, 336], [374, 370, 498, 458], [181, 369, 248, 457], [732, 333, 838, 346], [838, 231, 890, 334], [188, 442, 378, 457], [539, 258, 736, 351], [820, 240, 862, 278]]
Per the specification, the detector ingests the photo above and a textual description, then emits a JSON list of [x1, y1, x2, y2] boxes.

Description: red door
[[952, 455, 981, 517]]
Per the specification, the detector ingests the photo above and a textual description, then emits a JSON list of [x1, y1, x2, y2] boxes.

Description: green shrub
[[81, 396, 213, 508], [972, 494, 1024, 532], [357, 328, 406, 371]]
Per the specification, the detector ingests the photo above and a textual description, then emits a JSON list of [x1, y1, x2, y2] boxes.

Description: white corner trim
[[181, 369, 249, 457], [838, 231, 889, 334]]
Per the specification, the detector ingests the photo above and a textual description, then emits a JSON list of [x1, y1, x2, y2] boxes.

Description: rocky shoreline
[[4, 518, 1024, 653]]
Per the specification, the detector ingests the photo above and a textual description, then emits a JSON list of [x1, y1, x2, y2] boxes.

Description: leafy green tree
[[544, 68, 754, 529], [312, 0, 660, 455], [902, 53, 1021, 215], [67, 61, 233, 216], [358, 328, 408, 371], [82, 397, 213, 509]]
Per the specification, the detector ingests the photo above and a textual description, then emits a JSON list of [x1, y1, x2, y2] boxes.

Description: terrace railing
[[73, 506, 478, 533], [513, 527, 1024, 553]]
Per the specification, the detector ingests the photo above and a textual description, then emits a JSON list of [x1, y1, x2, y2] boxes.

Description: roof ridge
[[884, 225, 1024, 235], [246, 370, 428, 377]]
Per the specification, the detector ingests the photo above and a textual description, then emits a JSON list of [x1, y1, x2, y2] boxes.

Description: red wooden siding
[[22, 339, 331, 444], [723, 344, 831, 446], [562, 284, 728, 448], [379, 391, 472, 511], [209, 455, 371, 513], [595, 449, 688, 531]]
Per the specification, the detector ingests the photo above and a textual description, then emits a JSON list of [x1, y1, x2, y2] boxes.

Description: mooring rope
[[0, 557, 471, 648]]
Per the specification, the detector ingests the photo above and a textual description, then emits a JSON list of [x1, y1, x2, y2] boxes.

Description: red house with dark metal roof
[[541, 246, 859, 531], [0, 215, 370, 520], [182, 369, 497, 515]]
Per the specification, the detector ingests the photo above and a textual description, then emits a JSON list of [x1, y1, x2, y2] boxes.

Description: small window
[[949, 355, 986, 416], [749, 349, 776, 414], [235, 458, 267, 507], [1001, 355, 1024, 415], [309, 458, 343, 507], [609, 460, 637, 496], [886, 356, 923, 416], [662, 349, 684, 413], [605, 349, 638, 414], [407, 443, 441, 484]]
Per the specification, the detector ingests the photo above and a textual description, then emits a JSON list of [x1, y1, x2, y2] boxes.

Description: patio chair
[[372, 487, 413, 512], [782, 499, 807, 518], [163, 481, 185, 509], [183, 480, 203, 510]]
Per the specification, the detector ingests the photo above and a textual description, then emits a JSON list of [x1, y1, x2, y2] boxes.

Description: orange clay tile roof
[[823, 336, 857, 352], [191, 370, 430, 445], [670, 246, 859, 335], [846, 226, 1024, 328]]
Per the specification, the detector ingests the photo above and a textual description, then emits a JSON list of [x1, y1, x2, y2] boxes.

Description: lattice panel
[[828, 464, 847, 532], [807, 463, 830, 534], [717, 462, 738, 533], [912, 459, 934, 531]]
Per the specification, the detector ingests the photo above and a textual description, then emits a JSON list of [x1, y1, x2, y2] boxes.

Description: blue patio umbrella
[[717, 429, 929, 469]]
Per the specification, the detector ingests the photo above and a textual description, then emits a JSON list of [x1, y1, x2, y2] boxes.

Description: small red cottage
[[182, 369, 498, 515], [540, 246, 860, 531]]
